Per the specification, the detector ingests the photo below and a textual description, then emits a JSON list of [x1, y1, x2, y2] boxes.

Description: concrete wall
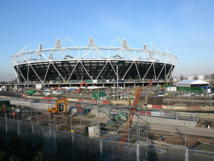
[[133, 115, 197, 127]]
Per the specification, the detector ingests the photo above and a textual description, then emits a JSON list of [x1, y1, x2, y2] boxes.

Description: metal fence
[[0, 117, 214, 161], [0, 94, 200, 123], [163, 96, 214, 107]]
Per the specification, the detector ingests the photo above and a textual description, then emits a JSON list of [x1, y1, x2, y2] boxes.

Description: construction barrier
[[102, 100, 110, 104], [139, 111, 151, 116], [88, 100, 97, 104], [78, 99, 84, 102], [152, 105, 163, 109], [42, 97, 57, 100]]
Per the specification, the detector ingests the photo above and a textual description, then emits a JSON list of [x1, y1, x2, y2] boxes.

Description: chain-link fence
[[0, 117, 214, 161]]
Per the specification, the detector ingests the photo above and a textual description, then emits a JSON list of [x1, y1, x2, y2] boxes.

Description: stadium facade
[[11, 38, 177, 85]]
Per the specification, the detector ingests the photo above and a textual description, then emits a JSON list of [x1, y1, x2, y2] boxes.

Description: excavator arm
[[48, 98, 68, 114]]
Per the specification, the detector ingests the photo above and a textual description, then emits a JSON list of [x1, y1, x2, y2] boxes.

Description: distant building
[[187, 76, 194, 80], [176, 80, 209, 88], [187, 75, 205, 81], [198, 75, 205, 80]]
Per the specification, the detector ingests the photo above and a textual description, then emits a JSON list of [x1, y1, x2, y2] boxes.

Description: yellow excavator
[[48, 98, 68, 114]]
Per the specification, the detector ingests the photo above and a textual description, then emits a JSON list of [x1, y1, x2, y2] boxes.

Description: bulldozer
[[48, 98, 68, 114]]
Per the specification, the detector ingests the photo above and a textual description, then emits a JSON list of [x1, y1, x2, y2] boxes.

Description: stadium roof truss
[[11, 38, 177, 83]]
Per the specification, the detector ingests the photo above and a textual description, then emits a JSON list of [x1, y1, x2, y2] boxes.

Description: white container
[[151, 111, 164, 117], [166, 87, 177, 92], [207, 89, 211, 94], [35, 84, 43, 90], [88, 125, 100, 138], [92, 80, 98, 83]]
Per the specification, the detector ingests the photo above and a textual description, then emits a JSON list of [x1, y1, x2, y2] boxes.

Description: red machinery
[[119, 86, 143, 142], [74, 81, 88, 93]]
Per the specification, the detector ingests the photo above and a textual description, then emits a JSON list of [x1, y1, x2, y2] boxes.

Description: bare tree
[[204, 74, 209, 80], [193, 74, 198, 80], [211, 73, 214, 80], [179, 75, 185, 81]]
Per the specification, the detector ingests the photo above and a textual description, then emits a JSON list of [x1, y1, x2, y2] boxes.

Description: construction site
[[0, 39, 214, 161]]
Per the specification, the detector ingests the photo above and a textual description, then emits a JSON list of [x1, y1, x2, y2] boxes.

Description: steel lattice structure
[[11, 38, 177, 84]]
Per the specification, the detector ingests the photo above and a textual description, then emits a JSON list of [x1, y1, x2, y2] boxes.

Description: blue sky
[[0, 0, 214, 81]]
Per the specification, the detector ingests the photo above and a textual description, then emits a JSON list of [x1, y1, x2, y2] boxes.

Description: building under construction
[[11, 38, 177, 87]]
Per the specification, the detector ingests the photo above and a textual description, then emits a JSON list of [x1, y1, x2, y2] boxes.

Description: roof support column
[[43, 62, 51, 82], [142, 63, 153, 80], [96, 61, 109, 80], [157, 63, 166, 80], [67, 60, 80, 81]]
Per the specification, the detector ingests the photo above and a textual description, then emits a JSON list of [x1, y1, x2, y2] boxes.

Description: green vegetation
[[177, 86, 203, 92]]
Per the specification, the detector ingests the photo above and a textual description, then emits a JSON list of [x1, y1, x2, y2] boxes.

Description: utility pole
[[184, 122, 187, 147], [117, 65, 119, 101], [184, 122, 189, 161]]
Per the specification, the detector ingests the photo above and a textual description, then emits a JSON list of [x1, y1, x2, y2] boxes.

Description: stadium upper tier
[[11, 38, 177, 83]]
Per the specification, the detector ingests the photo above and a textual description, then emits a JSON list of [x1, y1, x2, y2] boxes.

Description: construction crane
[[48, 98, 68, 114], [119, 86, 143, 142]]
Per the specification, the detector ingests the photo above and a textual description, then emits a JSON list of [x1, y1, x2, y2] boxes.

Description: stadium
[[11, 38, 177, 86]]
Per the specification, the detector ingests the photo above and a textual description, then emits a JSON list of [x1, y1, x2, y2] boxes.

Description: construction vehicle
[[110, 112, 128, 122], [48, 98, 68, 114], [107, 112, 128, 125], [74, 81, 88, 93], [105, 112, 128, 131], [119, 86, 143, 142]]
